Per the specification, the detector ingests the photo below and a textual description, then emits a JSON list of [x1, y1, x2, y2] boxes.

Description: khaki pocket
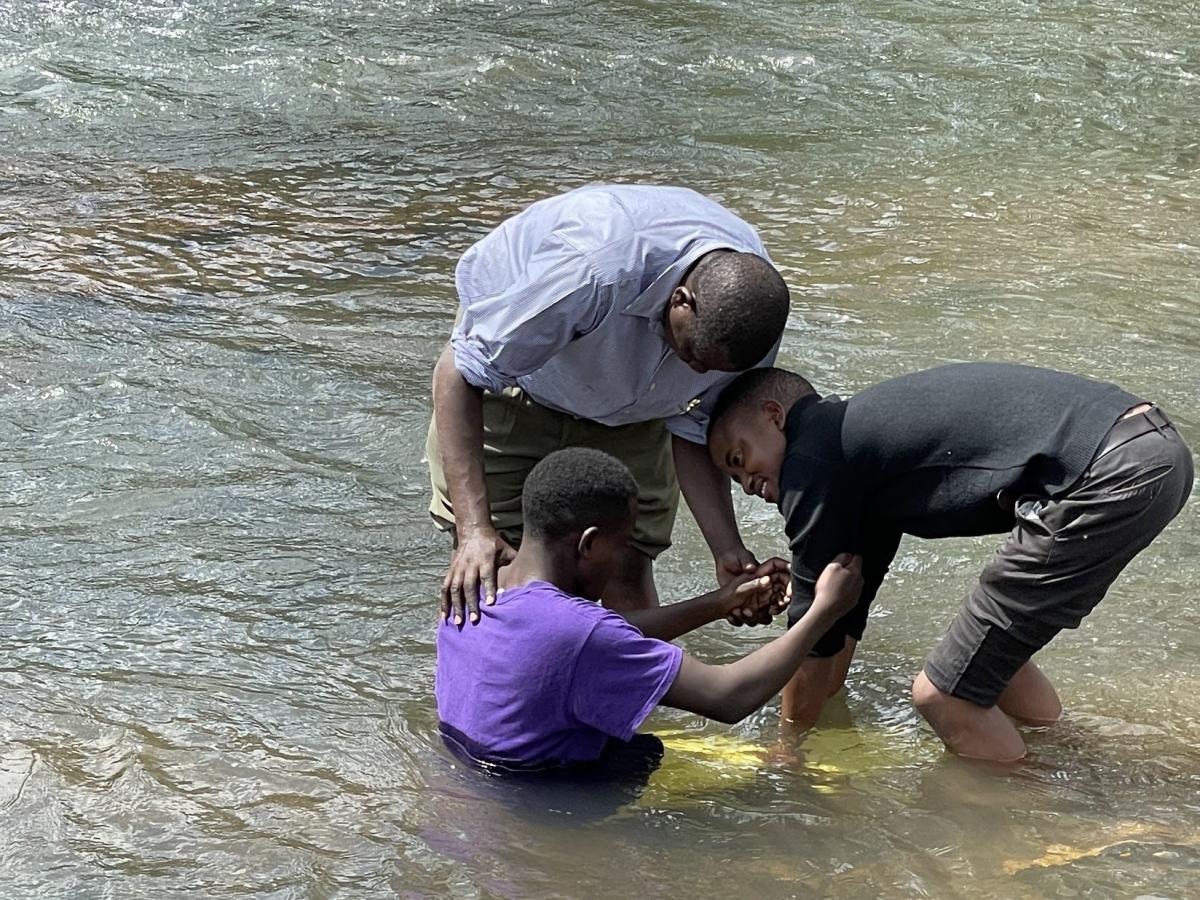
[[480, 387, 524, 448]]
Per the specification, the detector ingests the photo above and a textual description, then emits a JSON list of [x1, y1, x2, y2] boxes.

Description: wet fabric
[[435, 580, 682, 766]]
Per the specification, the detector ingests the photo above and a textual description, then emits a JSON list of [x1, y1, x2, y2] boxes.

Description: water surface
[[2, 1, 1199, 896]]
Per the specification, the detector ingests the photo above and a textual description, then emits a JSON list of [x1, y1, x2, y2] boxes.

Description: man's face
[[708, 405, 788, 505], [665, 279, 735, 374]]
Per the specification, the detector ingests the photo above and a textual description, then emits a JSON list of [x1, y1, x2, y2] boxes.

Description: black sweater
[[780, 362, 1140, 640]]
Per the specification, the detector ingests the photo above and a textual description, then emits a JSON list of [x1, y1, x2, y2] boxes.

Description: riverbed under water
[[2, 1, 1199, 896]]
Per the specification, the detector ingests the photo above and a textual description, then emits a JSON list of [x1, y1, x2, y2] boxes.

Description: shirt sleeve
[[791, 527, 902, 657], [665, 334, 785, 444], [779, 452, 871, 656], [451, 234, 612, 394], [663, 408, 709, 443], [568, 614, 684, 741]]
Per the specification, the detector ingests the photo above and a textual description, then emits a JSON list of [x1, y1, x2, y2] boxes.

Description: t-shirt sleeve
[[792, 527, 902, 656], [781, 454, 865, 590], [568, 615, 684, 741]]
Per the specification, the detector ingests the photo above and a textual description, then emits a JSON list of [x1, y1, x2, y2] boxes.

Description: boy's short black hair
[[691, 251, 790, 370], [523, 448, 638, 541], [708, 367, 818, 436]]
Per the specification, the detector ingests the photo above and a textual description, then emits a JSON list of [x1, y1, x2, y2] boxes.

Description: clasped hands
[[710, 555, 792, 627]]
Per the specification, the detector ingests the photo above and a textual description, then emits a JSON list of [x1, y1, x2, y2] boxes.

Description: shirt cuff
[[451, 334, 516, 394]]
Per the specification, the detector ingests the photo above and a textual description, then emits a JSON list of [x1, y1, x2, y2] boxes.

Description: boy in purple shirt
[[436, 447, 863, 769]]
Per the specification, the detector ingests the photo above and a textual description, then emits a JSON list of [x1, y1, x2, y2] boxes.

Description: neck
[[497, 538, 585, 597]]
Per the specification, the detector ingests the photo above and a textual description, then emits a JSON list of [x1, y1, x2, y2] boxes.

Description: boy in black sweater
[[707, 363, 1192, 761]]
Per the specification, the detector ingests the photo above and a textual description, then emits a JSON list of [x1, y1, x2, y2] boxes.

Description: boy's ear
[[577, 525, 601, 558], [763, 398, 787, 430]]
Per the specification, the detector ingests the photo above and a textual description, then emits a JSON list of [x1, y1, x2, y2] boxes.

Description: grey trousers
[[925, 407, 1194, 706]]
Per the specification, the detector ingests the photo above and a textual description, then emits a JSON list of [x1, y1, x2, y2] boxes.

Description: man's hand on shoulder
[[441, 528, 517, 626]]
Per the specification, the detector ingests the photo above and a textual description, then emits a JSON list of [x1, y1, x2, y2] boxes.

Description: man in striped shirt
[[427, 183, 790, 624]]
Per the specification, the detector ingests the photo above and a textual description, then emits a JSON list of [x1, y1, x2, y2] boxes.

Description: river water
[[2, 1, 1199, 896]]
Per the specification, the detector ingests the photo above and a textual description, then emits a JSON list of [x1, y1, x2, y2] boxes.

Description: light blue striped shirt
[[450, 184, 778, 443]]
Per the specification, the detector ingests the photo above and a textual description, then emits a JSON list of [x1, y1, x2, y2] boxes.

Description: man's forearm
[[672, 434, 742, 555], [432, 343, 492, 533]]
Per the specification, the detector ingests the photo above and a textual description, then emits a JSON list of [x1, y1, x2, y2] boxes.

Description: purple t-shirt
[[435, 580, 684, 767]]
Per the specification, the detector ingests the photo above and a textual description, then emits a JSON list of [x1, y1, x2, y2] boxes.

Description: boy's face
[[707, 402, 788, 505], [578, 499, 638, 600]]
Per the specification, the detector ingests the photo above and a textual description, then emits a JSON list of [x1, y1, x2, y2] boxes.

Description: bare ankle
[[780, 705, 820, 730]]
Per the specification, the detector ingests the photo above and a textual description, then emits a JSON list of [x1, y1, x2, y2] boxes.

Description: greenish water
[[2, 1, 1198, 896]]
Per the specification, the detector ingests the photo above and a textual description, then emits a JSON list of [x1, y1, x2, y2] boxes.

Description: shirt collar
[[784, 392, 828, 438], [622, 240, 739, 335]]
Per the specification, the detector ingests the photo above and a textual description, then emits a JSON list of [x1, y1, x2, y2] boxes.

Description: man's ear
[[577, 525, 601, 559], [763, 398, 788, 430], [669, 285, 697, 312]]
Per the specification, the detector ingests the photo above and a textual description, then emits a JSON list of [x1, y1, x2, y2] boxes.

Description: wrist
[[711, 540, 749, 563], [458, 522, 497, 540], [697, 588, 733, 621], [808, 605, 841, 629]]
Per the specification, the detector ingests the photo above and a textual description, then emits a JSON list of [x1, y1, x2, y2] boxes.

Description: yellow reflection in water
[[638, 729, 764, 804], [1001, 821, 1200, 874], [639, 723, 923, 805]]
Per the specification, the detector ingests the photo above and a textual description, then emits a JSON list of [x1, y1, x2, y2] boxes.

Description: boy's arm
[[622, 559, 789, 642], [660, 555, 864, 724], [779, 529, 900, 727], [787, 527, 902, 658]]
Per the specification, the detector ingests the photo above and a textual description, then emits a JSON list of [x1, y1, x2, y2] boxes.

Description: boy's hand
[[808, 554, 864, 624], [760, 556, 792, 615], [718, 573, 773, 624], [721, 557, 790, 626]]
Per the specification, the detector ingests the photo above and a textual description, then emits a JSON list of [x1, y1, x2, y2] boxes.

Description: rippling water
[[2, 1, 1199, 896]]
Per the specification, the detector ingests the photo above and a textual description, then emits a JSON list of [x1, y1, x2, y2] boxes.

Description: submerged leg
[[912, 669, 1026, 762], [996, 661, 1062, 725], [781, 639, 856, 729]]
